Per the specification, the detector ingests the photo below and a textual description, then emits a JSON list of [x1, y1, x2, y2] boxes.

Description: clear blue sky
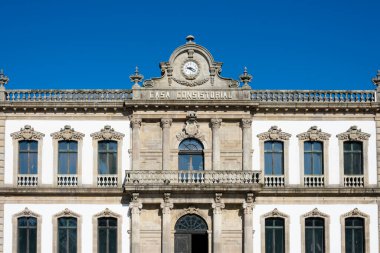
[[1, 0, 379, 90]]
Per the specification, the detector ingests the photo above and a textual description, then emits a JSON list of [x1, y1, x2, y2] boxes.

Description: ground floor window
[[265, 218, 285, 253], [58, 217, 77, 253], [345, 218, 364, 253], [18, 217, 37, 253], [98, 217, 117, 253], [305, 217, 324, 253]]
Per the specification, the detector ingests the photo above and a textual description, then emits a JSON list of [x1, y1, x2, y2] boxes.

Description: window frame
[[340, 208, 370, 253], [263, 140, 284, 176], [12, 208, 42, 253], [300, 208, 330, 253], [260, 208, 290, 253], [92, 208, 122, 253], [178, 138, 205, 171], [52, 208, 82, 253], [343, 141, 363, 175]]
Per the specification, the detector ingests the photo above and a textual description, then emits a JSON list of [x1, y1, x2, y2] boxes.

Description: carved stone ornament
[[171, 77, 210, 87], [257, 126, 291, 141], [94, 208, 121, 218], [160, 193, 174, 214], [130, 193, 143, 215], [336, 126, 370, 141], [262, 208, 289, 218], [14, 207, 40, 218], [90, 125, 125, 140], [50, 125, 85, 140], [296, 126, 331, 141], [241, 119, 252, 128], [54, 208, 81, 218], [161, 118, 173, 128], [212, 193, 225, 215], [342, 208, 369, 218], [176, 112, 205, 142], [242, 193, 255, 215], [184, 206, 199, 215], [210, 118, 222, 129], [301, 208, 329, 218], [130, 116, 142, 129], [11, 125, 45, 140]]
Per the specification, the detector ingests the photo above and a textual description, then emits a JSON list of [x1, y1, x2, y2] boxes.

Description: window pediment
[[301, 208, 329, 218], [90, 125, 125, 141], [11, 125, 45, 140], [94, 208, 121, 218], [336, 126, 370, 141], [51, 125, 85, 141], [262, 208, 289, 219], [257, 126, 291, 141], [297, 126, 331, 141], [342, 208, 369, 219], [14, 207, 40, 218], [54, 208, 81, 218]]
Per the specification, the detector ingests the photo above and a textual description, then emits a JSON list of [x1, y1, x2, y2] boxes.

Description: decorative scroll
[[296, 126, 331, 141], [257, 126, 291, 141], [336, 126, 370, 141], [90, 125, 124, 140], [11, 125, 45, 140], [176, 111, 205, 142], [50, 125, 84, 140]]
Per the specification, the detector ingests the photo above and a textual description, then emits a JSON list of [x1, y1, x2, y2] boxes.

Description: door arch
[[174, 214, 208, 253]]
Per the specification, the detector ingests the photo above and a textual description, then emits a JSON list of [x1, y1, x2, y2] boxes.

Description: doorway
[[174, 214, 208, 253]]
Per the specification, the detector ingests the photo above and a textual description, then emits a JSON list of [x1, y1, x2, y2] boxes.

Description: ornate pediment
[[336, 126, 370, 141], [94, 208, 121, 218], [54, 208, 81, 218], [176, 111, 205, 142], [14, 207, 40, 218], [342, 208, 369, 218], [90, 125, 125, 140], [50, 125, 85, 140], [262, 208, 289, 218], [11, 125, 45, 140], [302, 208, 329, 218], [297, 126, 331, 141], [257, 126, 291, 141]]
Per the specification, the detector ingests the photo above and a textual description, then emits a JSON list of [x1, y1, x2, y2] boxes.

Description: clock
[[182, 60, 199, 79]]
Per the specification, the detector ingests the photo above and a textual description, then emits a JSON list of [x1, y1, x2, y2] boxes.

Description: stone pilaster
[[212, 193, 225, 253], [211, 119, 222, 171], [242, 119, 252, 171], [130, 193, 142, 253], [0, 200, 3, 253], [160, 193, 173, 253], [0, 117, 4, 185], [242, 193, 255, 253], [161, 119, 172, 170], [130, 117, 142, 171], [376, 115, 380, 186]]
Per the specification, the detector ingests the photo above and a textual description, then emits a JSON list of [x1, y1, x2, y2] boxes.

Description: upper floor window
[[264, 141, 284, 175], [19, 140, 38, 174], [98, 217, 117, 253], [345, 218, 364, 253], [178, 138, 204, 171], [265, 218, 285, 253], [18, 216, 37, 253], [98, 140, 118, 175], [304, 141, 323, 175], [344, 141, 363, 175], [305, 217, 324, 253], [58, 141, 78, 175], [58, 217, 77, 253]]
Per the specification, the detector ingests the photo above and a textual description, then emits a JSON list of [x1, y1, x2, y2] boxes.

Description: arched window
[[178, 139, 204, 171]]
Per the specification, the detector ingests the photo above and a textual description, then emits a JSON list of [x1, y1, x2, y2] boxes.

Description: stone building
[[0, 36, 380, 253]]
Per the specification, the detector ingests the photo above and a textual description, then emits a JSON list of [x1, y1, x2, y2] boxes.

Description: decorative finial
[[0, 69, 9, 87], [372, 70, 380, 87], [186, 35, 195, 44], [239, 67, 253, 89], [129, 66, 144, 88]]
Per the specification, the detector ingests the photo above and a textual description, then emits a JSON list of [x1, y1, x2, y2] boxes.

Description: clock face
[[182, 60, 199, 79]]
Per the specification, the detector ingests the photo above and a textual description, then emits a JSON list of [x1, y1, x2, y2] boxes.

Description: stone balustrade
[[251, 90, 375, 103], [304, 175, 324, 187], [264, 175, 285, 187], [344, 175, 364, 187], [97, 175, 118, 187], [17, 175, 38, 187], [124, 170, 261, 185], [57, 175, 78, 187]]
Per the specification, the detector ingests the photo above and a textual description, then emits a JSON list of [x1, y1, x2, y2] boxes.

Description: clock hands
[[187, 66, 196, 72]]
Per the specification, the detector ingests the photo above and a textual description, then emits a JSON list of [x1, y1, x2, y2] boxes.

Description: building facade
[[0, 36, 380, 253]]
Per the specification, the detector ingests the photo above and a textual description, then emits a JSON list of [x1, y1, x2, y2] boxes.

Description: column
[[211, 119, 222, 170], [212, 193, 225, 253], [242, 193, 255, 253], [376, 115, 380, 186], [130, 117, 142, 170], [161, 118, 172, 170], [160, 193, 173, 253], [242, 119, 252, 171], [130, 193, 142, 253]]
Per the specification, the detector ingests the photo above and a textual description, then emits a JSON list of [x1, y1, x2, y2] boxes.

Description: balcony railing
[[264, 175, 285, 187], [124, 170, 261, 185], [344, 175, 364, 188], [97, 175, 118, 187], [17, 175, 38, 187], [57, 175, 78, 187], [304, 175, 325, 187]]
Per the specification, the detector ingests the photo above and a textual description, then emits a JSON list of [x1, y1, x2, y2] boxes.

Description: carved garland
[[297, 126, 331, 141], [172, 77, 209, 87], [11, 125, 45, 140], [90, 125, 125, 140], [336, 126, 371, 141], [257, 126, 291, 141], [54, 208, 81, 218], [301, 208, 329, 218], [50, 125, 85, 140], [262, 208, 289, 219], [14, 207, 40, 218], [342, 208, 369, 219]]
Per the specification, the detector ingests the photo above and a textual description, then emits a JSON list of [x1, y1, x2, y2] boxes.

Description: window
[[265, 218, 285, 253], [98, 141, 118, 174], [58, 141, 78, 175], [304, 141, 323, 175], [305, 218, 325, 253], [178, 139, 204, 171], [98, 217, 117, 253], [19, 140, 38, 174], [58, 217, 77, 253], [344, 141, 363, 175], [264, 141, 284, 175], [18, 217, 37, 253], [345, 218, 364, 253]]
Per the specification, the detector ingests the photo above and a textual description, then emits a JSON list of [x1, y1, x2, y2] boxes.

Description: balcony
[[264, 175, 285, 187], [57, 175, 78, 187], [17, 175, 38, 187], [344, 175, 364, 188], [97, 175, 118, 187], [304, 175, 325, 187], [124, 170, 261, 187]]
